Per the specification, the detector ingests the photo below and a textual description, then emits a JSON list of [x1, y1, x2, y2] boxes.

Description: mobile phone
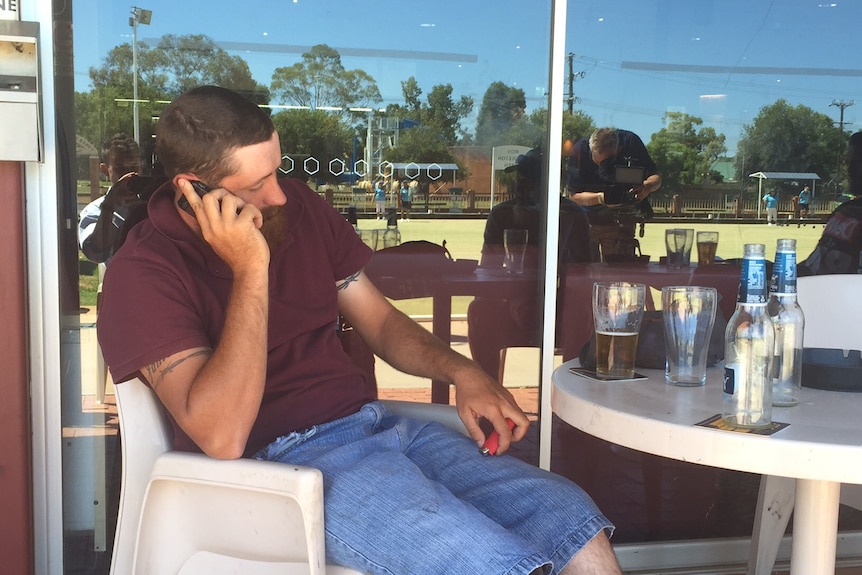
[[177, 180, 212, 215]]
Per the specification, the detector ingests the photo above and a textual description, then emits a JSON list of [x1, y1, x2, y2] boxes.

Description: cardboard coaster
[[695, 414, 789, 435]]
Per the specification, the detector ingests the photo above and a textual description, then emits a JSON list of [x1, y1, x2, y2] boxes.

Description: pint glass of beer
[[696, 231, 719, 265], [592, 282, 646, 378]]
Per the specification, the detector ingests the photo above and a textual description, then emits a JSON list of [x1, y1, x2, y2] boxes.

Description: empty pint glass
[[661, 286, 718, 386]]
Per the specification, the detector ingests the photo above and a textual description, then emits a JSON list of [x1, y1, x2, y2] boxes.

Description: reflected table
[[373, 267, 538, 403], [552, 360, 862, 575]]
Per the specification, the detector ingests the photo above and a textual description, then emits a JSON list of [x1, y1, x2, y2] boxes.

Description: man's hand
[[451, 364, 530, 456], [177, 178, 269, 276]]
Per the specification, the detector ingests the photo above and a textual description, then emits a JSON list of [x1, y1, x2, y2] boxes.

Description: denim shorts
[[253, 401, 613, 575]]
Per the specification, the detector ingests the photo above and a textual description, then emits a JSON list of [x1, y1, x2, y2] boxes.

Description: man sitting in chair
[[98, 86, 622, 575]]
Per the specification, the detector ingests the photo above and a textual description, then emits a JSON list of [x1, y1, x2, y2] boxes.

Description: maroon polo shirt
[[98, 178, 374, 455]]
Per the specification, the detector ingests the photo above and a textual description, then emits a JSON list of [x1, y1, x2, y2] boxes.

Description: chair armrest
[[137, 452, 327, 575], [151, 451, 323, 497], [382, 399, 468, 435]]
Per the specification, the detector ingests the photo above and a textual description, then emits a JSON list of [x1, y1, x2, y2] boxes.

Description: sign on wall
[[0, 0, 20, 21]]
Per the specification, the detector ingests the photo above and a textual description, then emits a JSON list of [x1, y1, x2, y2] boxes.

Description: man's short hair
[[102, 134, 141, 177], [589, 128, 619, 156], [155, 86, 275, 184]]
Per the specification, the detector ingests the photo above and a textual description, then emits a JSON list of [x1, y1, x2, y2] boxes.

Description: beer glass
[[592, 282, 646, 378], [503, 228, 528, 274], [696, 231, 719, 265]]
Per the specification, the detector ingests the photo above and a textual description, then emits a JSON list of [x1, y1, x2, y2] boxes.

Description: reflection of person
[[468, 148, 592, 380], [374, 178, 386, 218], [399, 179, 412, 220], [78, 134, 142, 263], [565, 128, 659, 260], [800, 131, 862, 275], [98, 86, 621, 575], [763, 190, 778, 225], [566, 127, 661, 208], [798, 184, 811, 217]]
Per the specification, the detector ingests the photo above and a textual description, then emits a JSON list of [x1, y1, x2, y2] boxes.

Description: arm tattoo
[[336, 270, 361, 291], [145, 348, 212, 389]]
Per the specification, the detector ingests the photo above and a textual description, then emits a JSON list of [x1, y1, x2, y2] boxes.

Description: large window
[[55, 1, 862, 573]]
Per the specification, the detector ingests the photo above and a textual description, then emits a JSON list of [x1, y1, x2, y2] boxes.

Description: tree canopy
[[647, 112, 727, 194], [80, 34, 268, 153], [474, 82, 527, 147], [737, 99, 844, 193], [270, 44, 381, 112]]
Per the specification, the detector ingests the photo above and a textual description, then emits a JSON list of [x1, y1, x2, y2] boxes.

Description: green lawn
[[381, 218, 827, 317], [78, 217, 827, 315]]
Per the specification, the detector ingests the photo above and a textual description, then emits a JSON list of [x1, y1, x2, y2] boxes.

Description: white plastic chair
[[111, 377, 466, 575], [748, 274, 862, 575]]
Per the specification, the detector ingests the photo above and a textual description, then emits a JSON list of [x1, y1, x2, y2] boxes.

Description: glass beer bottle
[[768, 239, 805, 407], [723, 243, 774, 428]]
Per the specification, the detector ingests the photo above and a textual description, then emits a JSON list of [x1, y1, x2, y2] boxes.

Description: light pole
[[129, 6, 152, 144]]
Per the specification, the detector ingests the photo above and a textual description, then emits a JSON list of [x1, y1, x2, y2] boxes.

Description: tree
[[423, 84, 474, 145], [647, 112, 727, 194], [270, 44, 381, 112], [82, 34, 268, 151], [380, 76, 472, 173], [737, 99, 844, 194], [155, 34, 269, 104], [474, 82, 527, 146], [272, 109, 356, 184]]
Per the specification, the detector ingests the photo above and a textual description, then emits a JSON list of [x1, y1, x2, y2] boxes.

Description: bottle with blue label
[[768, 238, 805, 407], [723, 243, 775, 428]]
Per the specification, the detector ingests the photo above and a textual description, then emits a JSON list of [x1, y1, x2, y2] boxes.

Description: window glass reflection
[[59, 1, 862, 572]]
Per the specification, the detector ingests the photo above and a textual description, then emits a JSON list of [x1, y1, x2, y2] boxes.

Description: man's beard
[[259, 205, 287, 252]]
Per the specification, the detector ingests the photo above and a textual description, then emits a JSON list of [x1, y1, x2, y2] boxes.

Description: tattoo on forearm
[[145, 348, 212, 389], [336, 271, 361, 291]]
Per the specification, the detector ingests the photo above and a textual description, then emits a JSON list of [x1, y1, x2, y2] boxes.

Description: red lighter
[[480, 418, 516, 456]]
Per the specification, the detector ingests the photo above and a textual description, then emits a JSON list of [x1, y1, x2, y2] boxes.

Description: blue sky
[[73, 0, 861, 153]]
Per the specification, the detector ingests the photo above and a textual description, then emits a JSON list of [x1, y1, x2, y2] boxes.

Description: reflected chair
[[111, 377, 466, 575], [748, 274, 862, 575]]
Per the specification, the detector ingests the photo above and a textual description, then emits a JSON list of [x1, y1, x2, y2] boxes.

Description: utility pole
[[565, 53, 585, 114], [830, 99, 855, 196]]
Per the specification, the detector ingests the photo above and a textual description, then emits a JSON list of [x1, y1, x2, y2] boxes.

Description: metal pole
[[365, 112, 373, 183], [132, 8, 139, 144]]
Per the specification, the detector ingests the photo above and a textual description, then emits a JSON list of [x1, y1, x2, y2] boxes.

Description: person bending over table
[[566, 127, 661, 209], [468, 148, 592, 381], [565, 128, 661, 260], [97, 86, 622, 575]]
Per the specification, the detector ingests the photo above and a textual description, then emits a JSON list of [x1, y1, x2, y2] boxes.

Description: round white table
[[552, 360, 862, 575]]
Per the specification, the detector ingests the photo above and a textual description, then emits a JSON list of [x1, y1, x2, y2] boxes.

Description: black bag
[[578, 308, 727, 370]]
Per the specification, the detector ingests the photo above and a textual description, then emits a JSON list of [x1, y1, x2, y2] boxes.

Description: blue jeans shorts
[[253, 401, 613, 575]]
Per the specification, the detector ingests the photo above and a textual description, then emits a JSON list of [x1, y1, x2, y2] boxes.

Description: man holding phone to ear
[[97, 86, 622, 575]]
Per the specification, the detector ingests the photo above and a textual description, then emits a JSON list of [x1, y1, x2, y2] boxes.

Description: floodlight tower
[[130, 6, 152, 144]]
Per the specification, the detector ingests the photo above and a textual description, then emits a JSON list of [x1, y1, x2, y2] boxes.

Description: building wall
[[0, 160, 34, 575]]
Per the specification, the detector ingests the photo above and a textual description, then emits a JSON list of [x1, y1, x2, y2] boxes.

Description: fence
[[317, 186, 835, 219]]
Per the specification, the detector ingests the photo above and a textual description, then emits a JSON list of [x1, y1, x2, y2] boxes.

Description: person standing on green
[[763, 190, 779, 225], [798, 185, 811, 217]]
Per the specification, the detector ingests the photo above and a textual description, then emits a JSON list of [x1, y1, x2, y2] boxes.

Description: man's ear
[[100, 163, 110, 178]]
